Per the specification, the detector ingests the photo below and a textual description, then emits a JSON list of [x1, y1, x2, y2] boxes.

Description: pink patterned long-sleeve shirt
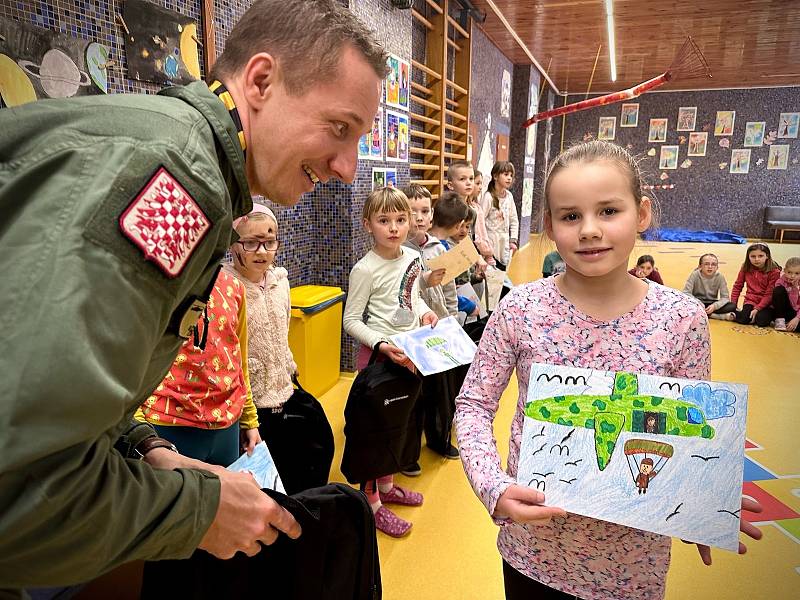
[[455, 277, 710, 600]]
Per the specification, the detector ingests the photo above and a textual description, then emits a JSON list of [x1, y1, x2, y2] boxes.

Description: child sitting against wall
[[682, 253, 736, 320]]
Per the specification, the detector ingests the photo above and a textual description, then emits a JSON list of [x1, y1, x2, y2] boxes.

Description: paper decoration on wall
[[0, 18, 107, 106], [620, 103, 639, 127], [767, 145, 790, 170], [718, 163, 728, 170], [522, 38, 710, 127], [777, 112, 799, 139], [648, 118, 668, 143], [385, 53, 410, 111], [678, 135, 687, 145], [680, 159, 692, 168], [500, 69, 511, 118], [659, 172, 670, 180], [718, 138, 730, 148], [371, 167, 397, 190], [730, 149, 751, 174], [517, 365, 748, 551], [647, 148, 657, 157], [643, 183, 676, 190], [755, 157, 764, 166], [582, 132, 595, 142], [358, 108, 383, 161], [391, 317, 477, 376], [86, 43, 111, 93], [676, 106, 697, 131], [525, 82, 539, 177], [688, 132, 708, 156], [477, 113, 495, 183], [744, 121, 766, 147], [522, 178, 534, 218], [764, 130, 777, 145], [714, 111, 735, 136], [123, 0, 201, 85], [386, 110, 409, 162], [598, 116, 616, 141], [659, 146, 679, 170]]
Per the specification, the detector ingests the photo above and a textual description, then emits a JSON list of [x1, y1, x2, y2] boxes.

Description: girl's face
[[494, 170, 513, 191], [365, 210, 409, 253], [749, 250, 768, 269], [233, 217, 279, 279], [637, 261, 654, 277], [473, 174, 483, 196], [545, 161, 651, 279], [699, 257, 718, 277], [410, 196, 433, 234], [783, 265, 800, 286]]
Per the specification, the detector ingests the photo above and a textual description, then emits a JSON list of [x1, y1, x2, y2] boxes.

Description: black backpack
[[341, 346, 423, 484]]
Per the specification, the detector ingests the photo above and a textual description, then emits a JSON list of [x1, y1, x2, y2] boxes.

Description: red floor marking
[[741, 482, 800, 522]]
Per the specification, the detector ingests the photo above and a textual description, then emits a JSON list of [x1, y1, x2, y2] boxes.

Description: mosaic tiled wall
[[559, 88, 800, 239]]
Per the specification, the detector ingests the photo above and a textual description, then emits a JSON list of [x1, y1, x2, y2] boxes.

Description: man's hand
[[494, 484, 567, 526], [198, 469, 301, 558]]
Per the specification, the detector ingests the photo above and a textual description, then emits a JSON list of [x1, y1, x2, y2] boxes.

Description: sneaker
[[379, 484, 423, 506], [401, 462, 422, 477], [709, 313, 728, 321], [374, 505, 412, 537], [775, 318, 787, 331], [443, 444, 460, 460], [726, 312, 736, 321]]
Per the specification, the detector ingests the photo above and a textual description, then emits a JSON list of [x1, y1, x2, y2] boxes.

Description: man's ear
[[242, 53, 279, 109]]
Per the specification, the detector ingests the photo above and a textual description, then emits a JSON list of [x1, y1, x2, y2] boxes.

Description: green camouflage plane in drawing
[[524, 372, 715, 471]]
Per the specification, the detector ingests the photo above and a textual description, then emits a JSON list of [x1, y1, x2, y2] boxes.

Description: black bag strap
[[368, 342, 383, 366]]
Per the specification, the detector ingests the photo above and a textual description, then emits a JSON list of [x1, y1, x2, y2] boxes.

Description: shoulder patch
[[120, 167, 211, 278]]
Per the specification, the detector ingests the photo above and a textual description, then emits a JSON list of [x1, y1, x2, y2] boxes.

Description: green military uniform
[[0, 81, 253, 591]]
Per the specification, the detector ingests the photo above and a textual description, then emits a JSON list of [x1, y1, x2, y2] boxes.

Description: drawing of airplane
[[524, 371, 715, 471]]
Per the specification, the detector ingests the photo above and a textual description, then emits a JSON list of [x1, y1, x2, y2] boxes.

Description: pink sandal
[[374, 506, 412, 537], [379, 485, 424, 506]]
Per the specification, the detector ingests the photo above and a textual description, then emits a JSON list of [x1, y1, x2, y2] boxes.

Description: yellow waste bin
[[288, 285, 346, 397]]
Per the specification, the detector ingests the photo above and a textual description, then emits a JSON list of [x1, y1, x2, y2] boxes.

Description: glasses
[[236, 239, 280, 252]]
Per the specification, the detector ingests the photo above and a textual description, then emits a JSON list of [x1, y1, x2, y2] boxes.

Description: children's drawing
[[0, 17, 106, 106], [777, 112, 799, 139], [384, 168, 397, 188], [517, 364, 747, 551], [385, 53, 410, 111], [767, 144, 789, 170], [714, 110, 735, 136], [659, 145, 679, 169], [386, 110, 409, 162], [390, 316, 477, 376], [598, 116, 616, 141], [687, 132, 707, 156], [358, 108, 383, 161], [500, 69, 511, 118], [744, 121, 766, 147], [676, 106, 697, 131], [648, 118, 667, 142], [620, 103, 639, 127], [730, 148, 751, 174], [227, 441, 285, 493], [372, 168, 386, 190], [123, 0, 201, 85]]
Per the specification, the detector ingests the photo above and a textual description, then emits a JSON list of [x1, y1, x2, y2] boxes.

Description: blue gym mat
[[642, 228, 747, 244]]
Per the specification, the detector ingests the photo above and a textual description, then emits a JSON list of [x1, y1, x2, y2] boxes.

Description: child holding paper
[[343, 187, 437, 537], [455, 141, 762, 599]]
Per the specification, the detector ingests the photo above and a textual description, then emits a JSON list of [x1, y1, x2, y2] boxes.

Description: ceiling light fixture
[[605, 0, 617, 82]]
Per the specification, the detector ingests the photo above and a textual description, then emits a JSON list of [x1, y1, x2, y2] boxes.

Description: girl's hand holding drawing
[[421, 311, 439, 328], [241, 427, 262, 456], [379, 341, 416, 373], [494, 484, 567, 525], [686, 496, 763, 566]]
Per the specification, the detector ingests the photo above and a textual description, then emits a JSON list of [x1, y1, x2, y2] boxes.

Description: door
[[496, 133, 509, 162]]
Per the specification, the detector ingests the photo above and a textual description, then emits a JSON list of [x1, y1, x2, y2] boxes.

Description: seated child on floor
[[682, 253, 736, 319], [772, 256, 799, 332], [629, 254, 664, 284], [729, 243, 782, 327]]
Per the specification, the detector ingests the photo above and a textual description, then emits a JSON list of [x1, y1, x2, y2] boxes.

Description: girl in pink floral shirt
[[455, 141, 763, 600]]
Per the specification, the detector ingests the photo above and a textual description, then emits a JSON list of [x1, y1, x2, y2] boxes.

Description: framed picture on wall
[[767, 144, 789, 170], [648, 118, 668, 143], [744, 121, 766, 147], [659, 145, 679, 169], [372, 168, 386, 190], [385, 53, 410, 111], [386, 110, 409, 162], [620, 103, 639, 127], [358, 108, 383, 161], [384, 168, 398, 188], [730, 149, 751, 174], [500, 69, 511, 118], [687, 132, 708, 156], [714, 111, 735, 136], [777, 112, 799, 138], [676, 107, 697, 131], [598, 116, 616, 140]]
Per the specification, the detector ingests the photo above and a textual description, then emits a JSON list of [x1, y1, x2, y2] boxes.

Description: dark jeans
[[733, 303, 774, 327], [772, 286, 798, 320], [153, 422, 240, 466], [703, 300, 737, 314], [503, 561, 577, 599]]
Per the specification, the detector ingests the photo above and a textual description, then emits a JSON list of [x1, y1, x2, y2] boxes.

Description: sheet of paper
[[390, 316, 477, 376], [484, 266, 506, 311], [227, 441, 286, 493], [457, 282, 488, 318], [517, 363, 748, 551], [426, 237, 480, 286]]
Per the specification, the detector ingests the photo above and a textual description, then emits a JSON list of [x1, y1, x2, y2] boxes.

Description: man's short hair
[[402, 183, 432, 201], [446, 160, 474, 182], [210, 0, 389, 94]]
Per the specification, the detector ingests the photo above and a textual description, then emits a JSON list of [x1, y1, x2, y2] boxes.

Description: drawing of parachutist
[[424, 336, 460, 365]]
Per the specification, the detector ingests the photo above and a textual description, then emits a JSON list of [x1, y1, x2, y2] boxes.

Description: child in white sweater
[[481, 161, 519, 269]]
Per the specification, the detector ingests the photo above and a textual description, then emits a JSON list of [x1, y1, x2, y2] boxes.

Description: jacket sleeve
[[650, 269, 664, 285], [756, 268, 782, 310], [711, 274, 731, 312], [730, 269, 745, 305], [682, 270, 697, 296], [237, 292, 259, 430], [343, 262, 385, 350]]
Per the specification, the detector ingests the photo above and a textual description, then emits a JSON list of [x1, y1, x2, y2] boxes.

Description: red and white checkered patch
[[120, 167, 210, 278]]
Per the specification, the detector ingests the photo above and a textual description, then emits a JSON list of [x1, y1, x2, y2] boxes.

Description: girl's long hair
[[487, 161, 515, 210], [741, 243, 781, 273]]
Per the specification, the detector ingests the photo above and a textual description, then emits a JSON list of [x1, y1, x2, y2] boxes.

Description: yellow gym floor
[[321, 235, 800, 600]]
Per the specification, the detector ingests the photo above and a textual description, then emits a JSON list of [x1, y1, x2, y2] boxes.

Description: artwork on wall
[[714, 111, 736, 136], [385, 53, 410, 111], [358, 108, 383, 161], [386, 110, 409, 162], [676, 106, 697, 131], [0, 18, 107, 106], [767, 144, 790, 170], [522, 178, 534, 218], [659, 145, 679, 170], [123, 0, 201, 86], [648, 118, 668, 143], [687, 132, 708, 156], [517, 365, 748, 552], [744, 121, 766, 147], [730, 149, 751, 174], [371, 168, 397, 190], [525, 82, 539, 177], [620, 103, 639, 127], [598, 116, 616, 141], [500, 69, 511, 118], [777, 112, 799, 139]]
